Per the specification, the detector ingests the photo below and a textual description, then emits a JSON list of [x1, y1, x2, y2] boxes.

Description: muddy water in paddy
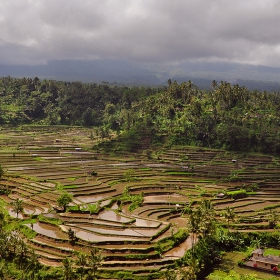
[[98, 210, 134, 223], [61, 225, 148, 242], [168, 216, 188, 228], [134, 218, 161, 228], [164, 234, 195, 258], [144, 193, 188, 203], [23, 207, 35, 215], [67, 224, 160, 237], [75, 194, 110, 203], [7, 206, 23, 219], [27, 222, 68, 239]]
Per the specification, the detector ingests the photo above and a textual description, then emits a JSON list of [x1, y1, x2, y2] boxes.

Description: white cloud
[[0, 0, 280, 66]]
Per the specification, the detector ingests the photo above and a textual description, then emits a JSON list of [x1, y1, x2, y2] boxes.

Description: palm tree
[[211, 80, 218, 89], [75, 251, 88, 280], [23, 249, 40, 280], [0, 260, 6, 280], [11, 198, 23, 218], [199, 199, 216, 237], [222, 207, 235, 230], [0, 165, 4, 178], [188, 209, 201, 256], [185, 256, 201, 280], [0, 208, 7, 229], [62, 257, 74, 280], [15, 238, 28, 270], [87, 248, 103, 280]]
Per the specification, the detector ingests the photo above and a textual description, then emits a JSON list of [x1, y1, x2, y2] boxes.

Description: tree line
[[1, 77, 280, 154]]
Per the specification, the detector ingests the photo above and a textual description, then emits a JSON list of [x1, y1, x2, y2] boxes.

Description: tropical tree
[[15, 238, 29, 270], [188, 209, 202, 255], [199, 199, 216, 237], [164, 268, 177, 280], [184, 256, 201, 280], [211, 80, 218, 89], [87, 248, 103, 280], [57, 192, 73, 212], [268, 210, 279, 228], [11, 198, 23, 218], [0, 165, 3, 178], [0, 208, 7, 228], [62, 257, 75, 280], [0, 260, 6, 280], [23, 248, 40, 280], [75, 251, 88, 280], [222, 207, 235, 230]]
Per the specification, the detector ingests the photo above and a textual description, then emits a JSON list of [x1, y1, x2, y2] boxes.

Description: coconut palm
[[11, 198, 23, 218], [75, 251, 88, 280], [87, 248, 103, 280], [222, 207, 235, 230], [0, 260, 6, 280], [199, 199, 216, 237], [62, 257, 75, 280], [23, 249, 40, 280], [188, 209, 202, 256]]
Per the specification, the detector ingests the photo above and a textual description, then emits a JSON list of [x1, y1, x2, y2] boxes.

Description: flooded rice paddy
[[1, 126, 280, 275]]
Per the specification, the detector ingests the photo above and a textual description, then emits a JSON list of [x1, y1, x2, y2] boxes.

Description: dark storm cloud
[[0, 0, 280, 66]]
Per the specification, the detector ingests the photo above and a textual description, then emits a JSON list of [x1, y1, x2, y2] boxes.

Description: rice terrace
[[1, 125, 280, 279]]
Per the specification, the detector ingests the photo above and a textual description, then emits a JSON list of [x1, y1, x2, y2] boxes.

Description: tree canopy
[[57, 192, 73, 212], [0, 77, 280, 154]]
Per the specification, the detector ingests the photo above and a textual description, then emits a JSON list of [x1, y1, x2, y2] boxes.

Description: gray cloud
[[0, 0, 280, 67]]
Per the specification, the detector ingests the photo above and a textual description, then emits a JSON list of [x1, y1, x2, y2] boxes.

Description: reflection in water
[[26, 222, 68, 239], [163, 234, 194, 258], [7, 206, 23, 219], [63, 226, 148, 242], [67, 224, 159, 237], [75, 195, 109, 203], [134, 218, 161, 228], [98, 210, 133, 223]]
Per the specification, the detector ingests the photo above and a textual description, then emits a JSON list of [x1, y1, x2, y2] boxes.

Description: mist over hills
[[1, 59, 280, 91]]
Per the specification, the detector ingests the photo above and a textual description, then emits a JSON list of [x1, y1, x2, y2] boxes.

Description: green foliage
[[88, 203, 98, 214], [226, 189, 247, 199], [123, 169, 137, 182], [207, 270, 258, 280], [19, 224, 37, 239], [155, 228, 189, 253], [10, 198, 23, 218], [38, 214, 63, 225], [57, 191, 73, 212], [0, 165, 4, 178], [116, 271, 134, 279], [1, 77, 280, 155], [119, 187, 144, 212]]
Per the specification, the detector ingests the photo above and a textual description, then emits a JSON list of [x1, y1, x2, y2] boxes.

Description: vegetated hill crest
[[1, 59, 280, 90]]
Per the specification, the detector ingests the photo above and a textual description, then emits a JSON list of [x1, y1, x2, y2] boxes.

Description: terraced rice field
[[1, 126, 280, 277]]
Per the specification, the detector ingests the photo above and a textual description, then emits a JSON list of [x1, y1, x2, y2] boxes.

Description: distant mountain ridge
[[0, 59, 280, 90]]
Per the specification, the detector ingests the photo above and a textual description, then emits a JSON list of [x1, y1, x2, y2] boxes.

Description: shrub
[[226, 189, 247, 199]]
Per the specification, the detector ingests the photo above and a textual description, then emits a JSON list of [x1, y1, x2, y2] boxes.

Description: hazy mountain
[[0, 59, 280, 90]]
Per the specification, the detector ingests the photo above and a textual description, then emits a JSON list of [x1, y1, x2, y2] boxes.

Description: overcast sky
[[1, 0, 280, 67]]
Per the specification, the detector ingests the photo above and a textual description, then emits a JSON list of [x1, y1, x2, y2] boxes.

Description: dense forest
[[1, 76, 280, 154]]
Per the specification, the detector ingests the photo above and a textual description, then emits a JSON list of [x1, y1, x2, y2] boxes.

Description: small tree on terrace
[[0, 165, 4, 179], [268, 210, 279, 229], [11, 198, 23, 218], [57, 192, 73, 212]]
